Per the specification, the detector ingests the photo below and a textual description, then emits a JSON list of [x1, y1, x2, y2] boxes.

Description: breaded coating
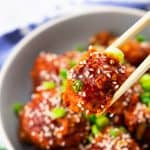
[[31, 51, 82, 89], [86, 126, 141, 150], [121, 40, 150, 66], [63, 49, 128, 114], [19, 91, 89, 150]]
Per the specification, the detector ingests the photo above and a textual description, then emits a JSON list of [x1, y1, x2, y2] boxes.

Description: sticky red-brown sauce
[[18, 31, 150, 150]]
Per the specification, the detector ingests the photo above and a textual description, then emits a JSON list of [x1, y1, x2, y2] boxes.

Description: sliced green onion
[[96, 115, 110, 129], [136, 34, 146, 42], [105, 47, 124, 64], [72, 80, 83, 93], [109, 128, 119, 137], [42, 81, 56, 90], [51, 107, 66, 119], [139, 74, 150, 91], [109, 127, 126, 137], [75, 45, 86, 52], [119, 126, 126, 133], [13, 102, 23, 115], [69, 60, 77, 68], [91, 125, 100, 136], [60, 79, 67, 92], [89, 114, 97, 124], [140, 92, 150, 106], [87, 135, 94, 143], [59, 68, 68, 79]]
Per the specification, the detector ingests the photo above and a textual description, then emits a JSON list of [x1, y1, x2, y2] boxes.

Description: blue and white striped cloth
[[0, 0, 149, 149]]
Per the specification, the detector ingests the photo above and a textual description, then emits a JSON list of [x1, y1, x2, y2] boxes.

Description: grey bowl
[[0, 6, 149, 150]]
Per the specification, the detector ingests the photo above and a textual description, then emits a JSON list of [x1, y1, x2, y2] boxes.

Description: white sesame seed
[[49, 140, 53, 145], [79, 75, 83, 79], [31, 131, 36, 136], [97, 68, 101, 74], [84, 70, 90, 78], [29, 120, 34, 127]]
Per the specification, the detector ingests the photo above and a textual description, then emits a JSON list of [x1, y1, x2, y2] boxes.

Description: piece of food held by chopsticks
[[62, 47, 128, 114]]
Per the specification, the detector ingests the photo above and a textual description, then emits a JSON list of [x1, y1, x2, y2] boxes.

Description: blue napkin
[[0, 0, 149, 149]]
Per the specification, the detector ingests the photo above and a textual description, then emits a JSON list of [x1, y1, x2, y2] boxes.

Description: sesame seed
[[84, 70, 90, 78], [97, 68, 101, 74], [49, 140, 53, 145], [79, 75, 83, 79], [29, 120, 34, 127], [101, 105, 104, 108], [114, 84, 119, 90], [109, 59, 115, 65], [109, 113, 114, 118], [31, 131, 36, 136], [106, 73, 111, 78], [60, 141, 65, 146], [44, 132, 52, 138]]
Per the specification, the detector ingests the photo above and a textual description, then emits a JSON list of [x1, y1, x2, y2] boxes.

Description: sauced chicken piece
[[63, 48, 128, 114], [124, 103, 150, 145], [121, 40, 150, 66], [86, 126, 141, 150], [19, 91, 89, 150], [90, 31, 115, 46], [31, 51, 82, 89], [108, 82, 150, 148], [108, 82, 142, 125]]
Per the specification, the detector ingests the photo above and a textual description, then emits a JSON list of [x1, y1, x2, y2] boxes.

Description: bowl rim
[[0, 6, 146, 150]]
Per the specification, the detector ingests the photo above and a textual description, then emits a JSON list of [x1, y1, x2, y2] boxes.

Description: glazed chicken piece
[[86, 126, 141, 150], [19, 90, 89, 150], [108, 82, 142, 125], [109, 82, 150, 148], [90, 31, 115, 46], [31, 51, 82, 89], [63, 48, 128, 114], [124, 102, 150, 146], [121, 40, 150, 66]]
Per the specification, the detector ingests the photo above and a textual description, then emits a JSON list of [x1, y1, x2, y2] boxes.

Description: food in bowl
[[14, 31, 150, 149]]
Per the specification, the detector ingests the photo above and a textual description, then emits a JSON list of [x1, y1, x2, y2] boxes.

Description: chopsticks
[[112, 55, 150, 105], [107, 11, 150, 106], [107, 11, 150, 49]]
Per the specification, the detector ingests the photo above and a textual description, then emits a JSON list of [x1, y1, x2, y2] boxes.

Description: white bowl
[[0, 6, 148, 150]]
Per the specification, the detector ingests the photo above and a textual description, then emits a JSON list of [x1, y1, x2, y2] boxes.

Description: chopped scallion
[[43, 81, 56, 90], [72, 80, 83, 93], [136, 34, 146, 42], [119, 126, 126, 133], [91, 125, 100, 136], [105, 47, 124, 64], [51, 107, 66, 119], [60, 79, 67, 92], [96, 115, 110, 129], [69, 60, 77, 68], [140, 92, 150, 106], [109, 128, 119, 137], [139, 74, 150, 91], [87, 135, 93, 143], [75, 45, 86, 52], [13, 102, 23, 115], [89, 114, 97, 124], [59, 69, 68, 79]]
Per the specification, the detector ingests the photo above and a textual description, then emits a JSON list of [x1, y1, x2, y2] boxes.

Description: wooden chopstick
[[111, 55, 150, 105], [107, 11, 150, 106], [107, 11, 150, 50]]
